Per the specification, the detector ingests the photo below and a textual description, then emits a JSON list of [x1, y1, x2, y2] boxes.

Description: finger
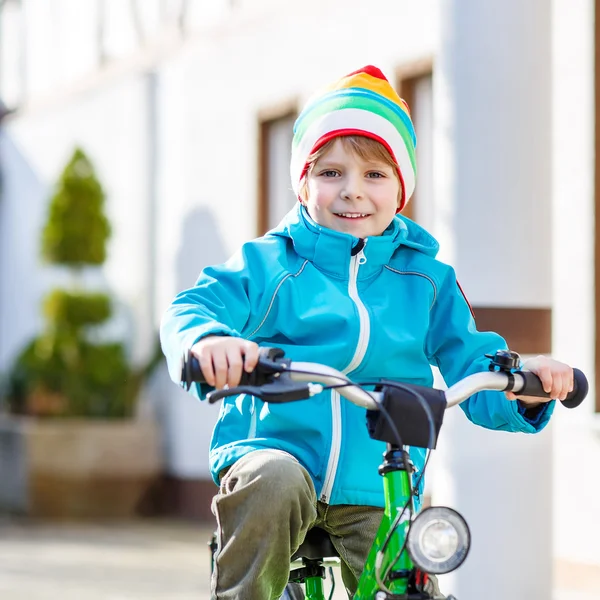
[[560, 369, 574, 401], [243, 342, 260, 373], [554, 368, 570, 400], [548, 372, 561, 400], [505, 392, 517, 401], [570, 370, 575, 391], [561, 373, 571, 401], [566, 367, 574, 395], [553, 375, 565, 401], [535, 366, 553, 395], [212, 349, 228, 390], [226, 349, 244, 388], [195, 348, 215, 387], [551, 372, 563, 401]]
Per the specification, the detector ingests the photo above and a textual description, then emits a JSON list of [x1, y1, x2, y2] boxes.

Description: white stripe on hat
[[290, 108, 416, 200]]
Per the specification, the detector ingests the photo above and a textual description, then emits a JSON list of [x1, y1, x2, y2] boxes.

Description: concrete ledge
[[0, 416, 162, 519]]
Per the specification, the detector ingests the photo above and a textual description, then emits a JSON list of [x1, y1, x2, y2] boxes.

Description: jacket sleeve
[[425, 267, 554, 433], [159, 243, 270, 389]]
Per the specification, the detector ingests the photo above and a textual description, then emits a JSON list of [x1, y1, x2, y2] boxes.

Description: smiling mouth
[[334, 213, 371, 219]]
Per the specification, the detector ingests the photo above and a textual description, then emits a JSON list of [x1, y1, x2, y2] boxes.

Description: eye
[[366, 171, 385, 179], [320, 169, 340, 177]]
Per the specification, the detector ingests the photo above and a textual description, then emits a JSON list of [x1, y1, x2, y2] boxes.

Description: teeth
[[337, 213, 368, 218]]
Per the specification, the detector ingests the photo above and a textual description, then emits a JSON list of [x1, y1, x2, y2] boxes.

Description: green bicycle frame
[[304, 576, 326, 599], [302, 446, 416, 600], [354, 447, 415, 598]]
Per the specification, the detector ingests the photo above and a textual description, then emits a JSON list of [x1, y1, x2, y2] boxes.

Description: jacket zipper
[[320, 241, 370, 503]]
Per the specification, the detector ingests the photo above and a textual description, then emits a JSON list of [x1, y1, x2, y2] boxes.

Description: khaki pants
[[211, 449, 443, 600]]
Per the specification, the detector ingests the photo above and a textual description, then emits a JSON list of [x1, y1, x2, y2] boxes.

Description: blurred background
[[0, 1, 598, 599]]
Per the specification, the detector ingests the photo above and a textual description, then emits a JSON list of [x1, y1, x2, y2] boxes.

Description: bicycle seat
[[291, 527, 339, 561]]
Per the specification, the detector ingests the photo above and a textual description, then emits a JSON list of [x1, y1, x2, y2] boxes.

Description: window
[[257, 107, 298, 235], [397, 63, 434, 227]]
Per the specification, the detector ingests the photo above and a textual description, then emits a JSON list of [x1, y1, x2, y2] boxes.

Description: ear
[[298, 177, 309, 205], [396, 191, 403, 213]]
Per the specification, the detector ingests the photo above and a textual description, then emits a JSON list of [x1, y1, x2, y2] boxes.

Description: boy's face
[[303, 139, 401, 239]]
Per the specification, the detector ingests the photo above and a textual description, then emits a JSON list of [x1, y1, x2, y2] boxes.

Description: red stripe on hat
[[399, 98, 412, 117], [298, 129, 408, 211], [345, 65, 388, 81]]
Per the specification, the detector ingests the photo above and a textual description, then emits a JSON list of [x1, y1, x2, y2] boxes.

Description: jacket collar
[[268, 204, 439, 280]]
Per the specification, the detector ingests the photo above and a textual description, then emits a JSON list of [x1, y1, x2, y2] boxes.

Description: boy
[[160, 66, 572, 600]]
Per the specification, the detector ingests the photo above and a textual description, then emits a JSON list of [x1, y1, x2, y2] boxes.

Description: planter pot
[[0, 416, 162, 519]]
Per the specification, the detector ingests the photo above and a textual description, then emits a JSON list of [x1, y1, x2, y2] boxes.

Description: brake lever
[[206, 371, 317, 404], [257, 377, 314, 403], [207, 385, 264, 404]]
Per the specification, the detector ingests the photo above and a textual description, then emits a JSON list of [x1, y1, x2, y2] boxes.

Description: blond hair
[[298, 135, 401, 205]]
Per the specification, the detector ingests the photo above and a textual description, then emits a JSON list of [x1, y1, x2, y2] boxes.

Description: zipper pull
[[351, 238, 366, 256], [351, 239, 368, 265], [358, 238, 368, 265]]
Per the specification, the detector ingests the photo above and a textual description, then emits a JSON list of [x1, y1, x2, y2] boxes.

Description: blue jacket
[[160, 204, 554, 508]]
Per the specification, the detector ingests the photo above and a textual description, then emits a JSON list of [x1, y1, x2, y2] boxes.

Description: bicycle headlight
[[406, 506, 470, 574]]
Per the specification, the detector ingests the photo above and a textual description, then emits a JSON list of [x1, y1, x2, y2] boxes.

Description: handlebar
[[180, 346, 588, 410]]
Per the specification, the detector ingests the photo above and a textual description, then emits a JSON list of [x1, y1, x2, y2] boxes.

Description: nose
[[341, 172, 364, 201]]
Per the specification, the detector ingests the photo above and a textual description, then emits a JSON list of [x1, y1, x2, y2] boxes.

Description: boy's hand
[[191, 336, 259, 389], [505, 355, 574, 407]]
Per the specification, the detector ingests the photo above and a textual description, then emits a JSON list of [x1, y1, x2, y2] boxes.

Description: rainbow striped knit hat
[[290, 65, 417, 211]]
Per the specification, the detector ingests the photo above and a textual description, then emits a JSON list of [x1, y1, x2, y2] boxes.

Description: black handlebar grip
[[516, 368, 588, 409], [180, 346, 288, 390], [181, 354, 255, 389], [562, 369, 589, 409]]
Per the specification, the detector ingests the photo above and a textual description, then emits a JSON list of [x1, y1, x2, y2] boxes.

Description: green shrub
[[3, 147, 161, 419], [41, 148, 110, 267], [43, 290, 112, 330], [6, 335, 163, 418]]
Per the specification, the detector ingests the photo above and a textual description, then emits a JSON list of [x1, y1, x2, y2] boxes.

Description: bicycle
[[181, 347, 588, 600]]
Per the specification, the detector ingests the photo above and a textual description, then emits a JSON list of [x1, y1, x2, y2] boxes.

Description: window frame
[[256, 100, 298, 236]]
